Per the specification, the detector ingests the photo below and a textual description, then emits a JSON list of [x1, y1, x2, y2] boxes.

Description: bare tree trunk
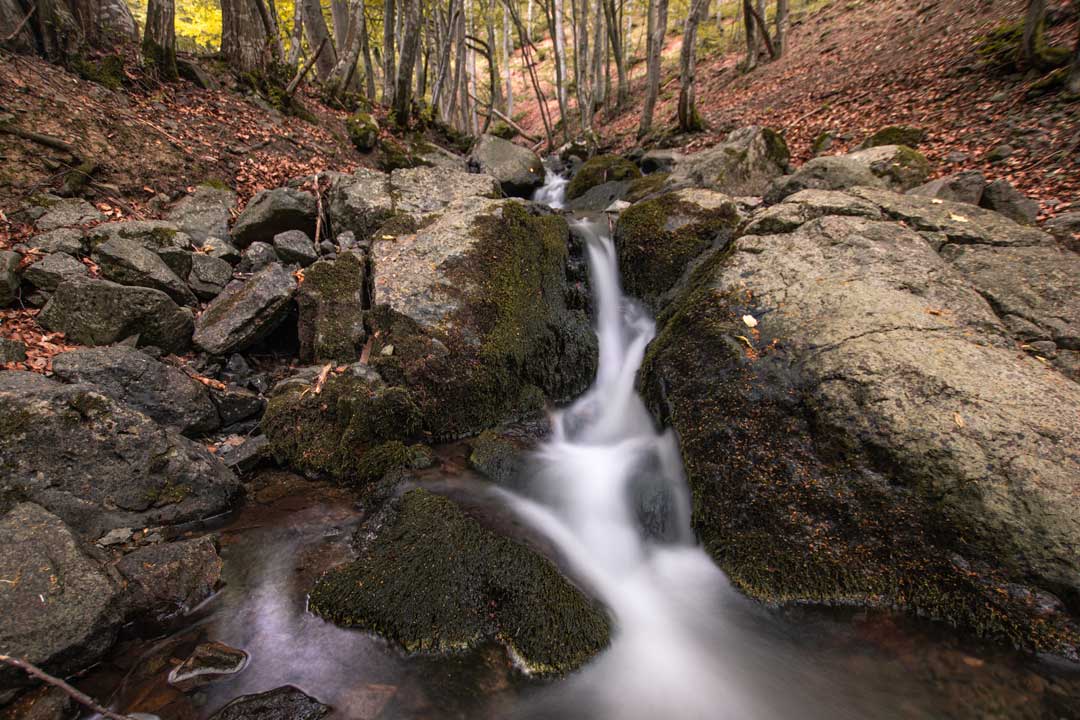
[[330, 0, 349, 49], [677, 0, 707, 131], [602, 0, 628, 107], [527, 0, 534, 40], [502, 0, 554, 147], [302, 0, 338, 78], [328, 0, 365, 95], [546, 0, 569, 139], [742, 0, 756, 70], [638, 0, 668, 136], [1023, 0, 1046, 69], [222, 0, 275, 73], [361, 5, 377, 98], [503, 3, 514, 116], [774, 0, 787, 56], [1069, 19, 1080, 95], [287, 0, 304, 66], [383, 0, 397, 103], [486, 0, 503, 108], [393, 0, 421, 123], [591, 0, 605, 111], [142, 0, 177, 80]]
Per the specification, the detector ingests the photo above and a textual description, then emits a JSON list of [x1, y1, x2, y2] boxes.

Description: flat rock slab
[[93, 236, 197, 305], [0, 371, 239, 540], [390, 166, 501, 219], [167, 184, 237, 244], [325, 168, 394, 241], [0, 503, 120, 687], [23, 252, 89, 291], [33, 197, 106, 232], [193, 263, 297, 355], [209, 686, 330, 720]]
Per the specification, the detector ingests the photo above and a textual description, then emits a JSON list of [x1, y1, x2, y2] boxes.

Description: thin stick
[[468, 92, 539, 142], [287, 38, 327, 96], [2, 5, 35, 43], [0, 655, 137, 720], [312, 173, 324, 245], [0, 125, 80, 157]]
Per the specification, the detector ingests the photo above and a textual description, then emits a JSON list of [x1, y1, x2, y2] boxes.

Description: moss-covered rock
[[669, 126, 790, 196], [566, 155, 642, 201], [614, 189, 741, 313], [309, 488, 610, 675], [844, 144, 931, 191], [346, 112, 379, 152], [296, 251, 366, 364], [468, 430, 522, 484], [857, 125, 927, 150]]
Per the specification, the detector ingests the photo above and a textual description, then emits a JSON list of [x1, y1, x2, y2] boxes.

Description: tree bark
[[383, 0, 397, 103], [742, 0, 756, 70], [142, 0, 177, 80], [393, 0, 422, 123], [638, 0, 668, 136], [1023, 0, 1046, 69], [287, 0, 304, 66], [1069, 17, 1080, 95], [503, 3, 514, 116], [774, 0, 787, 56], [302, 0, 338, 79], [603, 0, 628, 107], [485, 0, 503, 109], [330, 0, 349, 49], [222, 0, 275, 74], [361, 4, 377, 98], [547, 0, 569, 139], [677, 0, 707, 131]]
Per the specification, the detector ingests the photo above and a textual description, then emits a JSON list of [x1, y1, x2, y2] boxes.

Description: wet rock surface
[[193, 263, 297, 355], [208, 685, 330, 720], [117, 535, 224, 622], [168, 641, 249, 692]]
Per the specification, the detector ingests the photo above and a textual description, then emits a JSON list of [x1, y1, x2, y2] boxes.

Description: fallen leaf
[[742, 314, 758, 328], [954, 412, 965, 428]]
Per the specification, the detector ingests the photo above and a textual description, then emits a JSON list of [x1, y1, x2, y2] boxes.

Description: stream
[[78, 171, 1080, 720]]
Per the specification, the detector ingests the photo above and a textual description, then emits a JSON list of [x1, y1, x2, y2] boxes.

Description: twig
[[0, 125, 80, 158], [286, 38, 327, 97], [312, 172, 324, 245], [468, 92, 539, 143], [2, 5, 35, 43], [0, 655, 137, 720]]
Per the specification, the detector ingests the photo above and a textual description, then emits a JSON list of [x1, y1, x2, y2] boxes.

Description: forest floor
[[515, 0, 1080, 221]]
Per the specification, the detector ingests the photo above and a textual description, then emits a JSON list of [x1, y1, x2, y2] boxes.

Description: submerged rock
[[669, 126, 790, 196], [468, 430, 523, 484], [117, 536, 223, 622], [39, 276, 194, 354], [0, 371, 239, 539], [309, 488, 610, 675], [168, 641, 248, 692], [192, 263, 297, 355], [209, 686, 329, 720], [51, 345, 220, 436], [0, 503, 121, 690], [467, 134, 544, 197]]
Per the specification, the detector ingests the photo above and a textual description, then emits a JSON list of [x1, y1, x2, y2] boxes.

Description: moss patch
[[346, 112, 379, 152], [859, 125, 926, 150], [297, 251, 366, 364], [309, 488, 610, 675], [566, 155, 642, 200]]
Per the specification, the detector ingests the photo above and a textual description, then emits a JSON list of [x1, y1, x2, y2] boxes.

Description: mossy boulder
[[614, 189, 741, 312], [468, 430, 522, 484], [296, 251, 367, 364], [368, 197, 596, 439], [309, 488, 610, 675], [669, 126, 790, 196], [346, 112, 379, 152], [857, 125, 927, 150], [467, 135, 544, 197], [639, 212, 1080, 658], [844, 144, 931, 191], [261, 365, 421, 480], [566, 155, 642, 201]]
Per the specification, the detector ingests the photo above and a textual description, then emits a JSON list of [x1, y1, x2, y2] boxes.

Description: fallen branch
[[468, 93, 540, 143], [311, 172, 324, 245], [286, 38, 327, 96], [745, 1, 777, 60], [2, 5, 35, 43], [0, 655, 138, 720], [0, 125, 80, 158]]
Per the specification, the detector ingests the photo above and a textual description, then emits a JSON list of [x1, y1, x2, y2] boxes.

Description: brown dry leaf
[[954, 412, 965, 428]]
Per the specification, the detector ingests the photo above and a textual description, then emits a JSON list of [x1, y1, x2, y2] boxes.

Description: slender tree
[[742, 0, 756, 70], [677, 0, 708, 131], [383, 0, 397, 102], [302, 0, 338, 79], [142, 0, 177, 80], [503, 3, 514, 116], [638, 0, 668, 136], [287, 0, 305, 66], [331, 0, 350, 49], [394, 0, 422, 122], [361, 3, 378, 98], [1069, 18, 1080, 95], [603, 0, 628, 107], [774, 0, 787, 56]]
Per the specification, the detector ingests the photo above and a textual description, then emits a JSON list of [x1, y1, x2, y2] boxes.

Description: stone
[[0, 337, 26, 364], [309, 488, 610, 675], [765, 156, 887, 203], [1043, 211, 1080, 247], [907, 169, 987, 205], [743, 189, 882, 235], [177, 57, 217, 88], [979, 178, 1040, 225], [84, 220, 194, 253], [640, 148, 684, 173], [230, 187, 318, 248], [51, 345, 220, 436], [208, 686, 329, 720], [0, 503, 120, 690], [272, 230, 318, 266], [614, 189, 741, 312], [345, 112, 379, 152], [117, 536, 223, 621], [668, 126, 790, 196], [33, 196, 105, 231], [467, 134, 545, 197], [167, 184, 237, 244], [567, 180, 632, 213], [211, 384, 265, 426], [566, 155, 641, 201], [297, 251, 366, 364], [857, 125, 928, 149], [203, 237, 242, 263], [168, 641, 248, 691], [28, 227, 86, 256], [986, 144, 1014, 162], [193, 263, 298, 355], [637, 212, 1080, 656], [843, 144, 931, 191], [188, 253, 234, 300], [468, 431, 522, 484], [0, 250, 19, 306], [23, 252, 89, 291], [39, 276, 194, 353], [93, 237, 197, 305], [325, 168, 394, 241], [237, 241, 278, 273], [217, 434, 270, 472], [96, 527, 133, 547], [0, 372, 239, 539], [390, 165, 501, 219]]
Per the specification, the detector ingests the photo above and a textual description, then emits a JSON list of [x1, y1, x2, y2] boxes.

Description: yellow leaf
[[948, 213, 969, 223], [954, 412, 965, 428]]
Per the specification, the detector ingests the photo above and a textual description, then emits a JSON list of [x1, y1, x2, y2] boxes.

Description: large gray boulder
[[93, 236, 197, 305], [742, 188, 882, 236], [841, 144, 931, 191], [193, 263, 297, 355], [32, 196, 105, 232], [0, 250, 19, 307], [637, 208, 1080, 656], [296, 251, 366, 364], [979, 178, 1040, 225], [51, 345, 220, 436], [272, 230, 318, 266], [84, 219, 194, 252], [908, 170, 987, 205], [0, 503, 121, 691], [39, 276, 194, 353], [390, 165, 502, 219], [28, 227, 86, 256], [467, 134, 544, 197], [325, 169, 394, 241], [23, 252, 88, 292], [669, 126, 790, 196], [231, 187, 318, 248], [188, 253, 234, 300], [167, 183, 237, 244], [765, 155, 887, 203], [0, 371, 239, 540]]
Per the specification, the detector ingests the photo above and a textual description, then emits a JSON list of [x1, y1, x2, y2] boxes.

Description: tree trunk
[[774, 0, 787, 56], [503, 3, 514, 116], [591, 0, 605, 110], [677, 0, 707, 131], [383, 0, 397, 103], [549, 0, 569, 139], [142, 0, 177, 80], [85, 0, 138, 47], [638, 0, 668, 136], [527, 0, 534, 41], [302, 0, 338, 79], [603, 0, 628, 107], [1023, 0, 1046, 69], [222, 0, 274, 73], [328, 0, 364, 95], [1069, 18, 1080, 95], [486, 0, 503, 109], [330, 0, 349, 49], [742, 0, 756, 70], [287, 0, 304, 66], [393, 0, 422, 123], [361, 4, 377, 98]]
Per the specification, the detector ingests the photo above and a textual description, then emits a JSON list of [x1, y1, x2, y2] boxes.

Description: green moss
[[859, 125, 926, 150], [468, 431, 521, 484], [71, 54, 125, 90], [261, 372, 421, 480], [566, 155, 642, 200], [488, 121, 517, 140], [199, 178, 231, 191], [298, 252, 366, 363], [975, 19, 1071, 72], [141, 37, 178, 81], [624, 173, 670, 203], [811, 131, 836, 156], [760, 127, 791, 166], [637, 247, 1080, 658], [349, 441, 412, 486], [377, 137, 431, 171], [309, 488, 610, 675], [346, 112, 379, 152], [614, 191, 740, 312], [146, 481, 190, 505], [878, 145, 931, 189]]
